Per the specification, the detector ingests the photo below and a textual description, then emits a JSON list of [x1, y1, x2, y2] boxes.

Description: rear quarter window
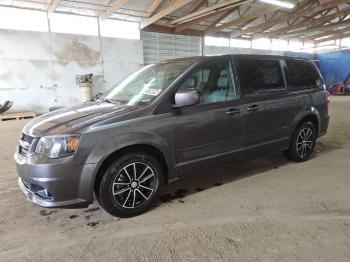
[[285, 59, 322, 90]]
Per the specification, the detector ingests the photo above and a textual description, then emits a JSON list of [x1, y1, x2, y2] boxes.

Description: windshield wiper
[[103, 98, 120, 105]]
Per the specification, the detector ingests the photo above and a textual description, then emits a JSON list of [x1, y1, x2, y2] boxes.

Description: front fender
[[82, 131, 176, 197], [86, 131, 173, 165]]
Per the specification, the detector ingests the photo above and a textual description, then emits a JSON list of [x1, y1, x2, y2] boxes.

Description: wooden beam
[[101, 0, 129, 19], [241, 0, 312, 34], [301, 24, 350, 41], [316, 31, 350, 44], [287, 0, 316, 25], [174, 0, 208, 32], [146, 0, 164, 17], [280, 19, 350, 39], [267, 7, 350, 38], [171, 0, 252, 25], [203, 8, 236, 32], [242, 0, 348, 35], [308, 7, 335, 28], [205, 4, 280, 34], [300, 29, 337, 41], [48, 0, 60, 13], [188, 0, 208, 13], [142, 23, 231, 38], [175, 9, 226, 33], [141, 0, 193, 29]]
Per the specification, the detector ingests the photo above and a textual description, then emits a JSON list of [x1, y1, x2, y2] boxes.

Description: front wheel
[[98, 152, 163, 217], [285, 122, 317, 162]]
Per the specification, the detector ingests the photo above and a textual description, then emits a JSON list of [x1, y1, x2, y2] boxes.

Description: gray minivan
[[14, 55, 330, 217]]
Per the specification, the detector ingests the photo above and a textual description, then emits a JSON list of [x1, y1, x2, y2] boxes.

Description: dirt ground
[[1, 96, 350, 262]]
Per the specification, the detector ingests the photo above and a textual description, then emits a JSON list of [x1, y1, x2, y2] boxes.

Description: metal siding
[[143, 31, 202, 64]]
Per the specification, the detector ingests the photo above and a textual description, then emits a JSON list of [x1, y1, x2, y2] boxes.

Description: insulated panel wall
[[143, 31, 202, 64]]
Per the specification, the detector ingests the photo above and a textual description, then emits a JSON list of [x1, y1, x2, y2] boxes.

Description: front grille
[[18, 133, 35, 157], [18, 146, 29, 156], [21, 133, 34, 144]]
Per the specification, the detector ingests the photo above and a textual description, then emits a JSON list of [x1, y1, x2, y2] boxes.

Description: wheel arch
[[93, 144, 169, 195], [293, 112, 320, 137]]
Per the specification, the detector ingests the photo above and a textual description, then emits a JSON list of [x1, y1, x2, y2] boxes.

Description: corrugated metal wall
[[142, 31, 202, 64]]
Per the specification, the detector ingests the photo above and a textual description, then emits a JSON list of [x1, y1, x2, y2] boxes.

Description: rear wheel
[[285, 121, 317, 162], [98, 152, 163, 217]]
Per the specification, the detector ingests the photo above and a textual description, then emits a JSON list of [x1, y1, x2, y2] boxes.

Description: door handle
[[247, 105, 260, 112], [226, 108, 242, 115]]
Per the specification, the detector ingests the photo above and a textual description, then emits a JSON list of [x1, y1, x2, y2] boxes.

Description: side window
[[286, 59, 322, 90], [237, 59, 285, 96], [179, 61, 236, 105]]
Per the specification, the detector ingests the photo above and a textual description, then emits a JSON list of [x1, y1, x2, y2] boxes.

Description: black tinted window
[[237, 59, 285, 95], [286, 59, 321, 89]]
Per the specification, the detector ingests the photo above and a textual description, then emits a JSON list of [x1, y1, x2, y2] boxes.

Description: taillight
[[326, 91, 331, 106]]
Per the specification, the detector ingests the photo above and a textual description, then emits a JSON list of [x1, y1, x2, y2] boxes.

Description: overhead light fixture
[[260, 0, 295, 9]]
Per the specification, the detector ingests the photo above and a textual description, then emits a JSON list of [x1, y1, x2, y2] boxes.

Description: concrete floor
[[1, 96, 350, 262]]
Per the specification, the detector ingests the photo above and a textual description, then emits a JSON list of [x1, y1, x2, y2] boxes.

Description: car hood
[[22, 101, 137, 136]]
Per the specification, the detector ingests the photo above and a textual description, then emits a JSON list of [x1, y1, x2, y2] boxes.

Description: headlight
[[35, 135, 81, 158]]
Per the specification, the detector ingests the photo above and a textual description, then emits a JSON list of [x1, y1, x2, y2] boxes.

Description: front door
[[173, 58, 245, 176]]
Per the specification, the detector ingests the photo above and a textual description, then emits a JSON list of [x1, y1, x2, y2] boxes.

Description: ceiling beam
[[141, 0, 193, 29], [301, 24, 350, 41], [300, 29, 337, 41], [203, 8, 236, 33], [241, 0, 314, 34], [146, 0, 164, 17], [170, 0, 252, 25], [188, 0, 208, 13], [101, 0, 130, 19], [316, 31, 350, 44], [205, 4, 280, 34], [174, 0, 208, 32], [280, 19, 350, 39], [175, 9, 226, 33], [308, 7, 335, 28], [267, 7, 350, 38], [241, 0, 347, 35], [143, 23, 231, 38], [48, 0, 60, 13], [287, 0, 316, 25]]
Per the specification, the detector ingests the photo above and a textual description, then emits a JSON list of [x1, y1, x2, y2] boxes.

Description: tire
[[98, 152, 163, 218], [285, 121, 317, 162]]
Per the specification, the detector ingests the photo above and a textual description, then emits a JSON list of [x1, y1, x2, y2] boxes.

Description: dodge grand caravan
[[15, 55, 329, 217]]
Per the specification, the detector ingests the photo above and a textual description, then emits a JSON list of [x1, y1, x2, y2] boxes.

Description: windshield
[[102, 61, 194, 106]]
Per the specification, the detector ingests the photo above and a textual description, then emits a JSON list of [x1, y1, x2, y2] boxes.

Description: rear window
[[285, 59, 322, 90], [237, 59, 285, 96]]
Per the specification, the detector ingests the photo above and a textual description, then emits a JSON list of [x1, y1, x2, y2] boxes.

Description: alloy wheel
[[296, 127, 314, 159], [112, 162, 156, 209]]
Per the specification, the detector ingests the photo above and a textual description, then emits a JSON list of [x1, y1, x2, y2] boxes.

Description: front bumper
[[15, 152, 97, 208]]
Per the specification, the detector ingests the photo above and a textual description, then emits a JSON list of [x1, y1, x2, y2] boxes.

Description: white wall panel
[[0, 30, 51, 60], [0, 29, 143, 113]]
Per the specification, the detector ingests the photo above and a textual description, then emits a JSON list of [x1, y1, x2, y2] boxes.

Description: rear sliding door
[[234, 57, 295, 157]]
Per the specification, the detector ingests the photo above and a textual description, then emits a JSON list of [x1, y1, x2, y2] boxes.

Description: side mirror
[[94, 93, 103, 101], [173, 90, 200, 109]]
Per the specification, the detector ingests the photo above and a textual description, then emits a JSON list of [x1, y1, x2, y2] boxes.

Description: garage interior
[[1, 0, 350, 261]]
